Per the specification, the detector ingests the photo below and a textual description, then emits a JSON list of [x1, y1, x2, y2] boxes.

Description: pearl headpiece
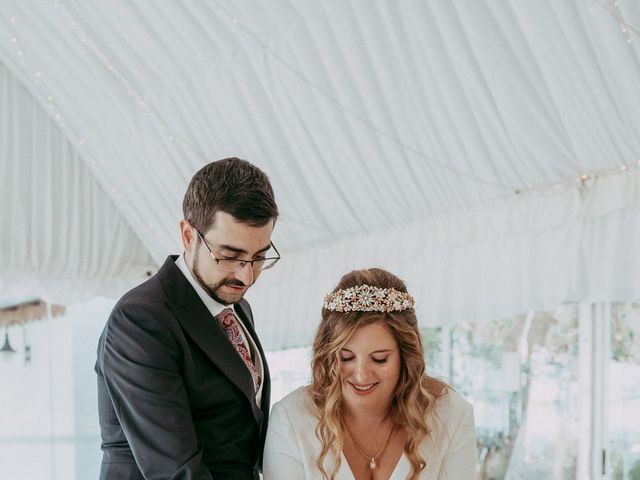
[[323, 285, 415, 313]]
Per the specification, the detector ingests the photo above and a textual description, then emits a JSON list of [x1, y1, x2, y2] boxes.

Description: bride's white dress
[[263, 386, 477, 479]]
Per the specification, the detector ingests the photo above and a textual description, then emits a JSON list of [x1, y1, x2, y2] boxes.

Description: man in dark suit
[[96, 158, 280, 479]]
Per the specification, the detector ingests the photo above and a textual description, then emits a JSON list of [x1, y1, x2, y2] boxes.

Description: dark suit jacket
[[95, 256, 270, 480]]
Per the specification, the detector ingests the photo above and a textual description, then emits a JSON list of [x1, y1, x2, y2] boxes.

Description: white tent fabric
[[250, 170, 640, 347], [0, 63, 155, 300], [1, 1, 639, 349]]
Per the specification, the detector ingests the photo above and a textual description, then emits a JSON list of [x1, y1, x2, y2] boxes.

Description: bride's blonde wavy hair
[[309, 268, 449, 480]]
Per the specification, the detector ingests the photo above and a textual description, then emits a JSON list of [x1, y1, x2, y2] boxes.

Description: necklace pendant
[[369, 458, 376, 469]]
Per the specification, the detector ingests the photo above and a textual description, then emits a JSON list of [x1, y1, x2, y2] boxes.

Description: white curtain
[[0, 63, 155, 302]]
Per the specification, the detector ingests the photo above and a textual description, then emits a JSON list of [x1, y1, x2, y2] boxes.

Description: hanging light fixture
[[0, 328, 17, 360]]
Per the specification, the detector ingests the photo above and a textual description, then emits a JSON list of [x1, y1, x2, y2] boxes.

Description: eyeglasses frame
[[194, 227, 281, 273]]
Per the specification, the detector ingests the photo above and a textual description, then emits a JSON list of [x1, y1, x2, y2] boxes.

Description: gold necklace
[[345, 420, 395, 470]]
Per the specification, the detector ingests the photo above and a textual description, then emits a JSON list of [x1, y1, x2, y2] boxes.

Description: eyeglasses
[[194, 228, 281, 273]]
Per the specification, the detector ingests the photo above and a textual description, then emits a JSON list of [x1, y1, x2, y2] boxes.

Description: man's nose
[[235, 263, 255, 285]]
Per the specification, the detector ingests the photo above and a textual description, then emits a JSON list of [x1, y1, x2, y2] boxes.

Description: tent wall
[[0, 63, 155, 301], [250, 170, 640, 349]]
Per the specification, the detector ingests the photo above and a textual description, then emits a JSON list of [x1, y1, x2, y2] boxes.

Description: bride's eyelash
[[339, 355, 389, 363]]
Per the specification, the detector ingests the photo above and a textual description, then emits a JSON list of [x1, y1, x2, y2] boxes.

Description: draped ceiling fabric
[[0, 1, 639, 349], [0, 63, 155, 300]]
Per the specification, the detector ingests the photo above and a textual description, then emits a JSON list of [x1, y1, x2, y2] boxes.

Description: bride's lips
[[348, 382, 379, 396]]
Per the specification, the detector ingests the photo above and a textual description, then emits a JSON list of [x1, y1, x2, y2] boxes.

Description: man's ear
[[179, 219, 195, 252]]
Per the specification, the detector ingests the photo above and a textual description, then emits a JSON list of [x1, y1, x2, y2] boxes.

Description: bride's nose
[[351, 359, 371, 384]]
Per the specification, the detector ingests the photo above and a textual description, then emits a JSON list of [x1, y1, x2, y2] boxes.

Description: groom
[[96, 158, 279, 479]]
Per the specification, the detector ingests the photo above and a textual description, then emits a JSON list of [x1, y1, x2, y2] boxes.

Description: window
[[608, 304, 640, 479]]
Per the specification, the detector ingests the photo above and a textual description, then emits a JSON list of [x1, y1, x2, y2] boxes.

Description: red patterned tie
[[217, 308, 262, 393]]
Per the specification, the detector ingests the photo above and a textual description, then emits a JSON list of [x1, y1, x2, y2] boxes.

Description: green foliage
[[630, 459, 640, 480], [612, 304, 640, 363]]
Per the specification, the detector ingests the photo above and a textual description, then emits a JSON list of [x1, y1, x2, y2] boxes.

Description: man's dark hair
[[183, 157, 278, 231]]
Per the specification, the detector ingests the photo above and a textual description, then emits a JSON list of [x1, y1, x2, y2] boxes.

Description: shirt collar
[[175, 253, 230, 318]]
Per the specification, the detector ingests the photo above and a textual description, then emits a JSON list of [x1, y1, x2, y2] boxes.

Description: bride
[[263, 268, 477, 479]]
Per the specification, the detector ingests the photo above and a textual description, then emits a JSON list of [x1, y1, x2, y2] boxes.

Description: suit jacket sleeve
[[100, 302, 214, 480]]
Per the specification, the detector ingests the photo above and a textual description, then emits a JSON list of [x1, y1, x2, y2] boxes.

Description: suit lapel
[[158, 256, 262, 423]]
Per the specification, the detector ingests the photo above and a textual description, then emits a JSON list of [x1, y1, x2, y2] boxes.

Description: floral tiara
[[323, 285, 415, 313]]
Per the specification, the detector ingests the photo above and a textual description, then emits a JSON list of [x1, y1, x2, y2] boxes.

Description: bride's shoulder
[[432, 387, 474, 423], [272, 385, 314, 414], [271, 385, 319, 431]]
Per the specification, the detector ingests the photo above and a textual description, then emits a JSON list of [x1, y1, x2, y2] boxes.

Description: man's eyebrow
[[217, 243, 271, 255]]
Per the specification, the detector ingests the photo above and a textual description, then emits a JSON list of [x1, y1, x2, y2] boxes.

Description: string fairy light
[[46, 1, 640, 204], [1, 8, 152, 241], [57, 0, 208, 166], [511, 160, 640, 197], [40, 0, 527, 237], [52, 0, 511, 198], [212, 1, 640, 205], [591, 0, 640, 44], [4, 5, 202, 250], [3, 3, 639, 231]]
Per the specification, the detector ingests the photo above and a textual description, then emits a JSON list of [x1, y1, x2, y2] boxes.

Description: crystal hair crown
[[323, 285, 415, 313]]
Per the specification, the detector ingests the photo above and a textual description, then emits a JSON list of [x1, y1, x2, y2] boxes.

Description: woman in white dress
[[263, 268, 477, 480]]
